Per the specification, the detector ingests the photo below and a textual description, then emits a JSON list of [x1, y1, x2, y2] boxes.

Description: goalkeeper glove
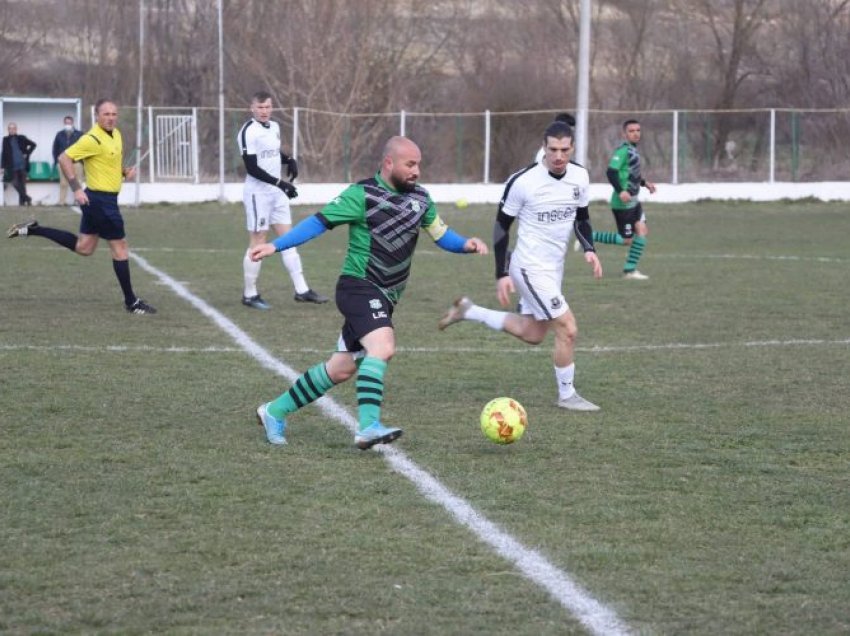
[[277, 179, 298, 199]]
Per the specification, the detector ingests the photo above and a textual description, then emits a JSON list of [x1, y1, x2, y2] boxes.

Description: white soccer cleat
[[557, 393, 600, 412], [438, 296, 473, 331], [622, 270, 649, 280]]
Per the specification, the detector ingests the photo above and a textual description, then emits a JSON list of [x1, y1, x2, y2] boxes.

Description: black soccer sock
[[28, 225, 77, 251], [112, 259, 136, 306]]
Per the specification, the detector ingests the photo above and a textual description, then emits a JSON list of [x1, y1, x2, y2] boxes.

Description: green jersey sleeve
[[420, 198, 438, 227], [608, 144, 628, 174], [317, 184, 366, 227]]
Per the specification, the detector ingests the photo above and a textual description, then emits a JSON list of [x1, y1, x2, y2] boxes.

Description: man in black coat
[[2, 122, 37, 206]]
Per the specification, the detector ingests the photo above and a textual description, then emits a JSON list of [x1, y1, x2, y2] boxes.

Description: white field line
[[3, 338, 849, 355], [126, 251, 632, 636], [0, 344, 243, 353], [30, 245, 850, 263]]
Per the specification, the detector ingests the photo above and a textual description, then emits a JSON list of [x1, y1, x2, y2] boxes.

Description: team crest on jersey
[[369, 298, 383, 310], [573, 186, 580, 199], [550, 297, 563, 310], [259, 218, 267, 228], [411, 201, 421, 212]]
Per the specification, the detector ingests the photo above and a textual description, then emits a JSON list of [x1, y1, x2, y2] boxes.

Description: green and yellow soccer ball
[[480, 397, 527, 444]]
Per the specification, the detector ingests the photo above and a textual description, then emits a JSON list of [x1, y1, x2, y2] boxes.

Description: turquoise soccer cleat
[[256, 402, 287, 445], [355, 421, 403, 450]]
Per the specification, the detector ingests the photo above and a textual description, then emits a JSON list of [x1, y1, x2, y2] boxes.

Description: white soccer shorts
[[243, 187, 292, 232], [509, 260, 570, 321]]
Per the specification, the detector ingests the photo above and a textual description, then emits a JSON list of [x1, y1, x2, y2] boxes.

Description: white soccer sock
[[554, 363, 576, 400], [281, 248, 309, 294], [243, 249, 261, 297], [465, 305, 507, 331]]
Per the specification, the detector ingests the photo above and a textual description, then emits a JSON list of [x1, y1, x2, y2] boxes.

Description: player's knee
[[553, 320, 578, 344], [522, 332, 546, 346], [367, 344, 395, 361], [330, 366, 355, 383], [518, 320, 547, 345], [327, 356, 356, 383]]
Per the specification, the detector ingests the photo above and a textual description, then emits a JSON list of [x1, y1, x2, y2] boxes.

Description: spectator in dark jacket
[[52, 116, 83, 206], [2, 122, 37, 206]]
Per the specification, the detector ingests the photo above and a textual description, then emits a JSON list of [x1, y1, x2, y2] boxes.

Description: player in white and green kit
[[594, 119, 657, 280], [249, 136, 488, 449]]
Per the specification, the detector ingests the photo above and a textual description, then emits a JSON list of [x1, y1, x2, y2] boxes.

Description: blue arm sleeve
[[272, 215, 327, 252], [435, 227, 469, 254]]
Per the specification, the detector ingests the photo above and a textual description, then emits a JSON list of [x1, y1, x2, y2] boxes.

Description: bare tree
[[0, 0, 50, 93], [677, 0, 773, 168], [224, 0, 469, 180]]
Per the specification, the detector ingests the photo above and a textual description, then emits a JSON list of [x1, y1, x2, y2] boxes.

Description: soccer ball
[[480, 397, 527, 444]]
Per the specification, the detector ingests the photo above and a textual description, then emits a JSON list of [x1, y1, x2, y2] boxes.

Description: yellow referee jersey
[[65, 123, 125, 193]]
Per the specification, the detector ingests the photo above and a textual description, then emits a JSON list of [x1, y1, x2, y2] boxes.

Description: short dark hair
[[94, 99, 116, 114], [252, 91, 273, 103], [543, 120, 574, 143], [64, 115, 74, 123], [622, 118, 640, 129], [554, 112, 576, 127]]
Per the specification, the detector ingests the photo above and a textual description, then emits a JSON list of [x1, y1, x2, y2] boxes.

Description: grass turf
[[1, 200, 848, 634]]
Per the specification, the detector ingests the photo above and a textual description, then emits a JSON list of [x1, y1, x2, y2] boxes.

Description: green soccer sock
[[592, 230, 625, 245], [356, 356, 387, 432], [624, 235, 647, 272], [268, 363, 334, 418]]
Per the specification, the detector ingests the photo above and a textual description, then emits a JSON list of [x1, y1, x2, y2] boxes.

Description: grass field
[[1, 199, 848, 635]]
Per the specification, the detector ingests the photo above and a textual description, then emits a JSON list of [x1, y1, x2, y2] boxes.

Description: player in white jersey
[[237, 91, 327, 309], [439, 120, 603, 411]]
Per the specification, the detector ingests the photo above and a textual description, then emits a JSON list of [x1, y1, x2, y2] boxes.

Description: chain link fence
[[109, 106, 850, 185]]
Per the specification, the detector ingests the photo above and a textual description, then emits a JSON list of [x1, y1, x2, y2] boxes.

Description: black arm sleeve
[[493, 209, 515, 279], [242, 153, 279, 186], [573, 206, 595, 253], [606, 167, 620, 191]]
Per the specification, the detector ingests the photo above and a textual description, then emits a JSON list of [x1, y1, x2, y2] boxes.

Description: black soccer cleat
[[294, 289, 329, 304], [7, 219, 38, 238], [126, 298, 157, 315]]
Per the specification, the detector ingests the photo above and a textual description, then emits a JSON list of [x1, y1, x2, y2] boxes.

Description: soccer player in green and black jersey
[[594, 119, 657, 280], [250, 136, 488, 449]]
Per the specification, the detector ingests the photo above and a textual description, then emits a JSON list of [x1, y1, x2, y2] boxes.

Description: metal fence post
[[292, 107, 299, 159], [192, 107, 199, 184], [672, 110, 679, 185], [455, 115, 464, 181], [769, 109, 775, 183], [147, 106, 154, 183], [791, 110, 799, 181], [484, 109, 490, 184], [400, 109, 406, 137]]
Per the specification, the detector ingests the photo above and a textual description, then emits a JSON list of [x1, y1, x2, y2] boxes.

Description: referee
[[7, 99, 156, 315]]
